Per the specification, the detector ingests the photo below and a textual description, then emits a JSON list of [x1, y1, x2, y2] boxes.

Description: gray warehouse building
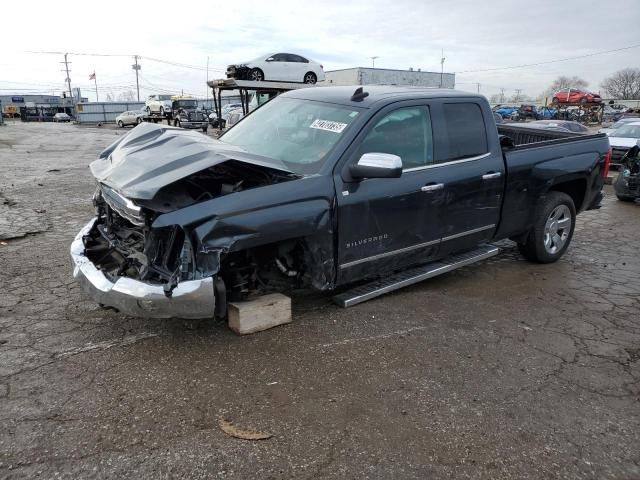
[[324, 67, 455, 88], [0, 94, 77, 118]]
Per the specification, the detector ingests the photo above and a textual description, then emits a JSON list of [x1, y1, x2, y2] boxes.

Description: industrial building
[[0, 94, 78, 119], [324, 67, 455, 88]]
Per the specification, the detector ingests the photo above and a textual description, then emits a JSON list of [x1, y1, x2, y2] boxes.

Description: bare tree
[[117, 90, 136, 102], [542, 76, 588, 99], [601, 68, 640, 99], [489, 94, 502, 104]]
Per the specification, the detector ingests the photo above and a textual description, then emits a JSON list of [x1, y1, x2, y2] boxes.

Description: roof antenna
[[351, 87, 369, 102]]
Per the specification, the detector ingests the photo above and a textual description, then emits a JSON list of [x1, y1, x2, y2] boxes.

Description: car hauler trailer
[[207, 78, 315, 131]]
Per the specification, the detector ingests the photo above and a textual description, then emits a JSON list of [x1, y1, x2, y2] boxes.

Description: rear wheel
[[250, 68, 264, 81], [146, 106, 151, 115], [551, 97, 560, 107], [518, 192, 576, 263], [117, 120, 124, 128], [136, 117, 142, 124], [160, 107, 165, 116], [303, 72, 317, 84]]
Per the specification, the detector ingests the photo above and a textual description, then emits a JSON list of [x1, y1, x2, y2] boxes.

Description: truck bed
[[495, 124, 609, 241]]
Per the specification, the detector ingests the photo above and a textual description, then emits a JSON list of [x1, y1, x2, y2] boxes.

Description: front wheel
[[117, 120, 124, 128], [146, 106, 151, 115], [136, 117, 142, 125], [160, 107, 165, 116], [518, 192, 576, 263], [250, 68, 264, 81], [202, 127, 208, 133]]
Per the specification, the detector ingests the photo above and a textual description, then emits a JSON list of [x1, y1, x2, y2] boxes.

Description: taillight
[[603, 149, 611, 178]]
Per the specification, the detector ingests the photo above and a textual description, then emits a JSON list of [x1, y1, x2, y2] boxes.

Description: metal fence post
[[103, 103, 106, 123], [0, 100, 4, 125]]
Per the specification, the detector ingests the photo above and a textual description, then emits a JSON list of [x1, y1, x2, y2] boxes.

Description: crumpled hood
[[90, 122, 291, 200]]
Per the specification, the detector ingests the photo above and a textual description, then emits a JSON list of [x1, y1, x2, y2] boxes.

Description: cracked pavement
[[0, 121, 639, 479]]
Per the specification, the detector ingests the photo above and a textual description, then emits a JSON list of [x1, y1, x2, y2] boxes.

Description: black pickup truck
[[71, 86, 610, 318]]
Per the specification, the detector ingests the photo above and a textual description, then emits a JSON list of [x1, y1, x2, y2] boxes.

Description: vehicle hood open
[[90, 122, 293, 200]]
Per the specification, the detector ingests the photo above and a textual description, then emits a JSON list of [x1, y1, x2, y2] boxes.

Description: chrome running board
[[332, 245, 501, 308]]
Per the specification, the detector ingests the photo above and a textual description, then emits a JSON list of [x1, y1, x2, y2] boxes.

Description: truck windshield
[[176, 100, 198, 109], [220, 97, 361, 174]]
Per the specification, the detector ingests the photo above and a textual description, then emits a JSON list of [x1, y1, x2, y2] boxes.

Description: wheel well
[[549, 179, 586, 210]]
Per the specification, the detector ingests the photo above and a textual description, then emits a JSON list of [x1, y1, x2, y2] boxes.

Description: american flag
[[89, 72, 96, 80]]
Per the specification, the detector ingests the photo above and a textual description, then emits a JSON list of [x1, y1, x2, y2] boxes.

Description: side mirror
[[266, 57, 274, 62], [349, 153, 402, 180]]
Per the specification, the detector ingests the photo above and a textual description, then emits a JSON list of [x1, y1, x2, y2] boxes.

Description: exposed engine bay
[[84, 160, 308, 300]]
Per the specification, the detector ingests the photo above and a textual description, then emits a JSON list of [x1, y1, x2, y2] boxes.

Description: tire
[[202, 127, 208, 133], [517, 191, 576, 264], [146, 106, 151, 115], [303, 72, 317, 84], [136, 117, 142, 124], [117, 120, 124, 128], [160, 107, 165, 116], [580, 97, 588, 106], [250, 68, 264, 81], [616, 195, 635, 202]]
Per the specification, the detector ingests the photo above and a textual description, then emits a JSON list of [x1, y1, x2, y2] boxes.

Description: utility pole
[[132, 55, 141, 101], [61, 53, 72, 99], [475, 82, 481, 93], [370, 56, 379, 68], [515, 89, 522, 102], [206, 56, 210, 108], [439, 49, 445, 88], [500, 88, 505, 103]]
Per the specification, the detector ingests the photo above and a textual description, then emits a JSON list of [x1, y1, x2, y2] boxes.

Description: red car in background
[[552, 89, 602, 106]]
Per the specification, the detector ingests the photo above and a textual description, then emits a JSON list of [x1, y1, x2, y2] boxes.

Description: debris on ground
[[218, 418, 273, 440]]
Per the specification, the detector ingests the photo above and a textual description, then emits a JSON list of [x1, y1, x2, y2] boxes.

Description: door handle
[[482, 172, 502, 180], [421, 183, 444, 192]]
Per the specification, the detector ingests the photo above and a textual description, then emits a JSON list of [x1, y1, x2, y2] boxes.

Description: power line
[[456, 43, 640, 74]]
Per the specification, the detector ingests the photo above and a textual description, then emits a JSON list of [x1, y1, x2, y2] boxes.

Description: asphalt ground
[[0, 121, 639, 479]]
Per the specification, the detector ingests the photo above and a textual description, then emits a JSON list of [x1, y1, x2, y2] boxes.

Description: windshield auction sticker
[[309, 119, 348, 133]]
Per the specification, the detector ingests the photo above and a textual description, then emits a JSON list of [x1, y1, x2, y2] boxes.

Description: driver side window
[[356, 106, 433, 170]]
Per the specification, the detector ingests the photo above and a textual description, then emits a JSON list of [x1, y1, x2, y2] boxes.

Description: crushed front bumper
[[70, 218, 215, 319]]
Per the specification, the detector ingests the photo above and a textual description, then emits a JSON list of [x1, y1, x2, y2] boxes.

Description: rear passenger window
[[442, 103, 488, 161], [357, 107, 433, 170]]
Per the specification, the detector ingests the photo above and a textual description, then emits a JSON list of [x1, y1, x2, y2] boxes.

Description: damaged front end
[[614, 145, 640, 201], [71, 123, 336, 319], [71, 182, 216, 319]]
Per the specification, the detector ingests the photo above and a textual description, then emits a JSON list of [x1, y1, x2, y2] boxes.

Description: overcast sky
[[2, 0, 639, 101]]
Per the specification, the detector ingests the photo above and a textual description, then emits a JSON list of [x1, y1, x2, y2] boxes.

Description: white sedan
[[226, 53, 325, 84], [116, 110, 145, 128]]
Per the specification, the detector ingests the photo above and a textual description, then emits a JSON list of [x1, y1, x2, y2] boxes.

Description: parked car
[[608, 121, 640, 167], [493, 112, 504, 124], [494, 105, 519, 119], [552, 89, 602, 106], [614, 145, 640, 201], [514, 104, 539, 121], [115, 110, 144, 128], [526, 120, 590, 134], [226, 53, 325, 84], [598, 118, 640, 135], [536, 106, 557, 120], [53, 112, 71, 122], [71, 86, 609, 319], [145, 94, 173, 116]]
